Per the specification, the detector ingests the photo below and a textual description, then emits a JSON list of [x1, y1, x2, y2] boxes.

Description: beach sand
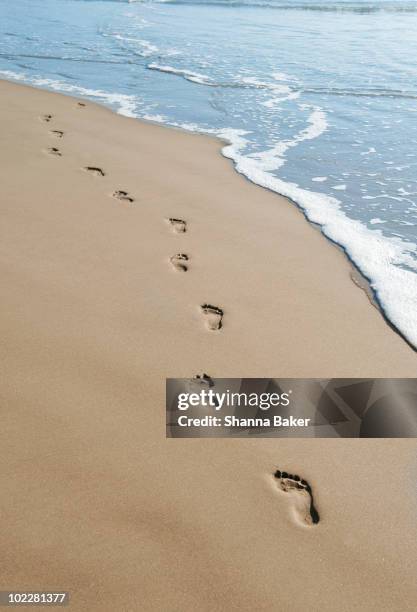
[[1, 79, 416, 611]]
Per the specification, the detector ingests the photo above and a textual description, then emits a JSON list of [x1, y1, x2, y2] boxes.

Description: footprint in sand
[[168, 218, 187, 233], [47, 147, 62, 157], [201, 304, 223, 331], [50, 130, 64, 138], [193, 373, 214, 387], [170, 253, 189, 272], [84, 166, 105, 177], [113, 190, 134, 203], [41, 114, 53, 123], [77, 102, 86, 107], [186, 373, 215, 395], [273, 470, 320, 526]]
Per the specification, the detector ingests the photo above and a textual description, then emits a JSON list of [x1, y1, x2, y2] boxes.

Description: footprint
[[50, 130, 64, 138], [186, 373, 215, 395], [201, 304, 223, 331], [47, 147, 62, 157], [273, 470, 320, 526], [84, 166, 105, 177], [170, 253, 189, 272], [113, 190, 134, 203], [193, 373, 214, 387], [77, 102, 86, 107], [41, 114, 53, 123], [168, 218, 187, 233]]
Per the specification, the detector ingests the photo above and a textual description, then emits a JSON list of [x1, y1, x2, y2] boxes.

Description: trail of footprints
[[166, 218, 224, 330], [40, 107, 223, 332], [39, 108, 322, 524]]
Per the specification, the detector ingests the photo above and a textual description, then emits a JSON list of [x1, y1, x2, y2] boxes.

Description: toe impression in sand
[[168, 218, 187, 233], [274, 470, 320, 526], [113, 190, 134, 203], [193, 373, 214, 387], [47, 147, 62, 157], [201, 304, 223, 331], [84, 166, 105, 177], [170, 253, 189, 272]]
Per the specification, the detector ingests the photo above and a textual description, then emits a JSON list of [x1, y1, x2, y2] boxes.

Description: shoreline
[[1, 77, 416, 376], [2, 76, 411, 350], [2, 77, 417, 611], [6, 73, 417, 354]]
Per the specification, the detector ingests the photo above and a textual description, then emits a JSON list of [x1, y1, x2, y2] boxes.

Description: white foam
[[0, 70, 138, 117], [240, 75, 300, 106], [147, 63, 212, 85], [112, 35, 159, 56], [247, 105, 327, 172], [218, 128, 417, 348], [272, 71, 293, 82], [370, 218, 387, 224], [142, 113, 167, 123], [312, 176, 328, 182]]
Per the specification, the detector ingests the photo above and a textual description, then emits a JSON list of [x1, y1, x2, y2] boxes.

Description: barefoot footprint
[[170, 253, 189, 272], [201, 304, 223, 331], [168, 218, 187, 233], [77, 102, 86, 107], [41, 114, 53, 123], [193, 373, 214, 387], [50, 130, 64, 138], [84, 166, 105, 177], [186, 373, 215, 395], [47, 147, 62, 157], [274, 470, 320, 526], [113, 190, 134, 203]]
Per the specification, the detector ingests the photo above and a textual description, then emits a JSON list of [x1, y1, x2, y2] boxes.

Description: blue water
[[1, 0, 417, 346]]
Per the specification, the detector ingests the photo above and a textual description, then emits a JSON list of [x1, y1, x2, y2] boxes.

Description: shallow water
[[1, 0, 417, 346]]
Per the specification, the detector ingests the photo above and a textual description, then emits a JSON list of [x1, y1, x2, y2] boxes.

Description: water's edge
[[4, 76, 414, 352]]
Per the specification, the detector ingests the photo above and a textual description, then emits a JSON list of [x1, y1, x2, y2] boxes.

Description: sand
[[1, 79, 416, 611]]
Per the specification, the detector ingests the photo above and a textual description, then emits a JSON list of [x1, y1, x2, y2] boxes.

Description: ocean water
[[1, 0, 417, 347]]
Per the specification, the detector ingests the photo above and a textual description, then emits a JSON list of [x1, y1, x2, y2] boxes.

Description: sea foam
[[0, 70, 138, 118], [218, 127, 417, 348]]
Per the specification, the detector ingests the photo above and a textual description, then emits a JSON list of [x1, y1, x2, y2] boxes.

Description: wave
[[304, 86, 417, 100], [217, 128, 417, 349], [146, 64, 300, 103], [100, 27, 183, 59], [146, 64, 417, 102], [147, 63, 213, 84], [0, 70, 138, 117], [248, 105, 327, 171], [108, 35, 159, 56], [77, 0, 417, 14], [0, 52, 127, 65]]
